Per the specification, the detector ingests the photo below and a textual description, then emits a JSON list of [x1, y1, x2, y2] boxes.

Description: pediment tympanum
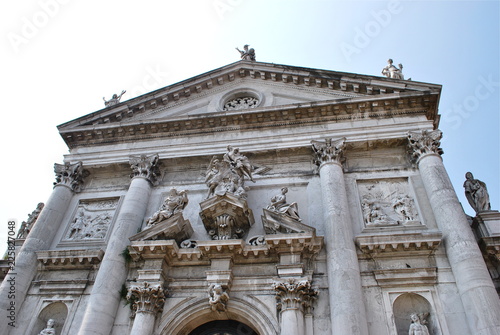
[[57, 61, 441, 149]]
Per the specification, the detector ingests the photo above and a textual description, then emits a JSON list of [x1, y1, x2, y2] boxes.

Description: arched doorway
[[189, 320, 258, 335]]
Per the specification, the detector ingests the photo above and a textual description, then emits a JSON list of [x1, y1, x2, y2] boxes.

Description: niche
[[393, 293, 440, 335], [34, 302, 68, 335]]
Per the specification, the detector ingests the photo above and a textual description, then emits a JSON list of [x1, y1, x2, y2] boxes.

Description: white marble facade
[[1, 60, 499, 335]]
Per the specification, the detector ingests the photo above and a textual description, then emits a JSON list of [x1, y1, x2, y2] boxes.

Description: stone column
[[311, 138, 369, 335], [0, 162, 87, 335], [408, 130, 500, 335], [77, 154, 160, 335], [273, 279, 316, 335], [127, 282, 165, 335]]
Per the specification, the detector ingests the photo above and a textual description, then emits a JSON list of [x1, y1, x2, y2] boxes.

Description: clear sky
[[1, 0, 498, 252]]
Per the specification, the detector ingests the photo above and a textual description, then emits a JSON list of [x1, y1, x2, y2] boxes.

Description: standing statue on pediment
[[267, 187, 301, 221], [103, 90, 126, 107], [464, 172, 491, 213], [408, 313, 430, 335], [381, 59, 404, 80], [236, 44, 256, 61], [147, 188, 188, 227], [38, 319, 56, 335]]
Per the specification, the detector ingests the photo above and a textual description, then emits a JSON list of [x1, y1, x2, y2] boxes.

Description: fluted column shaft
[[312, 138, 368, 335], [0, 162, 86, 335], [78, 154, 159, 335], [409, 130, 500, 335]]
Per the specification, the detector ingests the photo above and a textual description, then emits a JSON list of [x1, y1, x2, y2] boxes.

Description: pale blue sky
[[1, 0, 498, 250]]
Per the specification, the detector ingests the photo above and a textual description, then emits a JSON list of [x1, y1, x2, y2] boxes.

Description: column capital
[[311, 137, 346, 168], [127, 282, 165, 315], [129, 154, 161, 185], [53, 161, 88, 192], [407, 129, 444, 163], [272, 278, 317, 312]]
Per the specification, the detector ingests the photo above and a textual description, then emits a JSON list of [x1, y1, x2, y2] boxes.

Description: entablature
[[128, 232, 323, 267]]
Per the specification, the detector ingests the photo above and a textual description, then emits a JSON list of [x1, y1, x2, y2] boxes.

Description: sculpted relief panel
[[63, 198, 119, 241], [357, 178, 421, 228]]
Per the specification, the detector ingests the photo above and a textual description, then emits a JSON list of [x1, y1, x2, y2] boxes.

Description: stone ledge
[[36, 249, 104, 269], [373, 267, 437, 287], [355, 231, 442, 255]]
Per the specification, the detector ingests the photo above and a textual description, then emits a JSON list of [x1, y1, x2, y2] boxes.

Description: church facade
[[1, 59, 499, 335]]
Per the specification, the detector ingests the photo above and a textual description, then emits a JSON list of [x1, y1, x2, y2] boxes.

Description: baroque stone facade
[[1, 60, 499, 335]]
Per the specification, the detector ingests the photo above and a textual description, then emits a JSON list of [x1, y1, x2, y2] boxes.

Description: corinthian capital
[[407, 130, 444, 162], [129, 154, 161, 185], [273, 278, 317, 311], [127, 282, 165, 315], [311, 138, 346, 167], [53, 161, 88, 192]]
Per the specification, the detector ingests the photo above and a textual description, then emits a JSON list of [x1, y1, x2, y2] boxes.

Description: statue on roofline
[[103, 90, 126, 107], [236, 44, 256, 61], [464, 172, 491, 214], [381, 58, 404, 80]]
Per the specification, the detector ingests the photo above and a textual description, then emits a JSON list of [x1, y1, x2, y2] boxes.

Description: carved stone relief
[[358, 179, 421, 227], [223, 96, 259, 111], [64, 199, 118, 241]]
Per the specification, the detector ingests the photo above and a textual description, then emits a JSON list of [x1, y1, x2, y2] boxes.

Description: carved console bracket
[[199, 193, 255, 240]]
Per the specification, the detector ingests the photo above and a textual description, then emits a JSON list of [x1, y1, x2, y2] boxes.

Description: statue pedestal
[[475, 210, 500, 237], [130, 212, 193, 243], [261, 209, 315, 234], [199, 194, 254, 240]]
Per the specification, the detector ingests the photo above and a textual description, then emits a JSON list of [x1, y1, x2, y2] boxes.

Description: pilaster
[[127, 282, 165, 335]]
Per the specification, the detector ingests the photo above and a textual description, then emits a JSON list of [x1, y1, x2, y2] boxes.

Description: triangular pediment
[[57, 61, 441, 149]]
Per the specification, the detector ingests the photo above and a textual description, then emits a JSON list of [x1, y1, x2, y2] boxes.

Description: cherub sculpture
[[208, 284, 229, 313], [146, 188, 188, 227]]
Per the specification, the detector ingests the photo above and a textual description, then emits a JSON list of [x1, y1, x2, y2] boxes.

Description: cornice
[[60, 91, 439, 149]]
